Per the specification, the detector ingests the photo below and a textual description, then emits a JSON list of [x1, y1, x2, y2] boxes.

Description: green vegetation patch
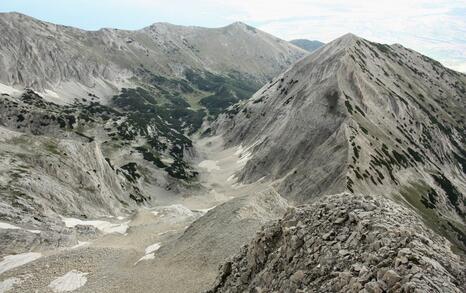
[[120, 162, 141, 183], [431, 173, 462, 215], [395, 181, 466, 254], [185, 69, 261, 116]]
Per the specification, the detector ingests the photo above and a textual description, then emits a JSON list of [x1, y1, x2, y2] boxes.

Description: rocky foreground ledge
[[208, 193, 465, 292]]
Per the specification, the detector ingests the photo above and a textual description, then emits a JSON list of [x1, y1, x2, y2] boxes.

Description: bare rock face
[[208, 193, 466, 293], [214, 33, 466, 250], [0, 14, 306, 242], [0, 13, 305, 99]]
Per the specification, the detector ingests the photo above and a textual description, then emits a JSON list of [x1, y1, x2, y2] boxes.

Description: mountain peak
[[227, 21, 247, 27], [214, 32, 466, 250], [0, 11, 42, 23], [0, 11, 27, 18], [340, 32, 360, 39], [224, 21, 258, 32], [330, 32, 363, 47]]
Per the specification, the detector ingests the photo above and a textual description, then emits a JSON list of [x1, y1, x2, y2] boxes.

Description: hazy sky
[[1, 0, 465, 72]]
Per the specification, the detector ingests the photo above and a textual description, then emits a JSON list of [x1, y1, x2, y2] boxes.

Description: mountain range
[[0, 13, 306, 238], [0, 12, 464, 293]]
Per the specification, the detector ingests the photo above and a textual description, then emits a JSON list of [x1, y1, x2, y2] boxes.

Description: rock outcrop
[[208, 193, 466, 293]]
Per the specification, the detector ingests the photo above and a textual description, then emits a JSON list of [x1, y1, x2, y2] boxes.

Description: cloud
[[3, 0, 465, 72], [204, 0, 466, 72]]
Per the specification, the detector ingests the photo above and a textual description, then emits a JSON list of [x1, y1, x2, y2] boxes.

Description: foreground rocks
[[208, 193, 465, 292]]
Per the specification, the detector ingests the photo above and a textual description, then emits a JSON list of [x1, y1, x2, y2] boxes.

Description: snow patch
[[257, 176, 267, 182], [48, 270, 88, 292], [43, 89, 60, 99], [0, 83, 20, 96], [151, 204, 202, 224], [161, 157, 174, 165], [0, 222, 41, 234], [0, 277, 20, 292], [194, 206, 217, 213], [145, 242, 162, 254], [198, 160, 220, 171], [70, 241, 90, 249], [61, 217, 129, 234], [0, 222, 21, 230], [0, 252, 42, 274], [235, 140, 262, 165], [158, 230, 176, 236], [134, 253, 155, 265], [135, 242, 162, 265]]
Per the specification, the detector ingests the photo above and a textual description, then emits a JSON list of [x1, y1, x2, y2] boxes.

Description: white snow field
[[0, 253, 42, 275], [61, 217, 129, 234], [0, 222, 41, 234], [48, 270, 88, 292], [135, 242, 162, 265]]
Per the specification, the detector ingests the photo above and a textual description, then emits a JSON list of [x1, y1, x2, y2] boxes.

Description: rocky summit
[[208, 193, 466, 293]]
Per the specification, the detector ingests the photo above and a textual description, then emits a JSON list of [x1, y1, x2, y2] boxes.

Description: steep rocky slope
[[0, 13, 305, 109], [213, 33, 466, 250], [124, 189, 288, 293], [0, 185, 288, 292], [0, 13, 306, 254], [1, 15, 465, 291], [208, 193, 465, 292], [0, 86, 197, 254]]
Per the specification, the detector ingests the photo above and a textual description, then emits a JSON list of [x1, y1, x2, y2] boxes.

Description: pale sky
[[1, 0, 465, 72]]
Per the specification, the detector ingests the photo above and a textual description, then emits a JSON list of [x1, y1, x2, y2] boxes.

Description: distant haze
[[290, 39, 324, 52]]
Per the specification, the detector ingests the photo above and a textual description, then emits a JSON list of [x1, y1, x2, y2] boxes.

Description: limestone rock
[[207, 194, 466, 293]]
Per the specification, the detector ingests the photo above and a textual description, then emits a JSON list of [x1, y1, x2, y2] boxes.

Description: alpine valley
[[0, 12, 464, 293]]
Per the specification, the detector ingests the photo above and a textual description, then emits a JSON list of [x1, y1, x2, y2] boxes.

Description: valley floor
[[0, 135, 273, 293]]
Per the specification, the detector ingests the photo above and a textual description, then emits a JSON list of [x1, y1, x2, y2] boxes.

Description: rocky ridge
[[208, 193, 466, 292], [0, 16, 465, 292], [213, 33, 466, 250], [0, 12, 305, 105]]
